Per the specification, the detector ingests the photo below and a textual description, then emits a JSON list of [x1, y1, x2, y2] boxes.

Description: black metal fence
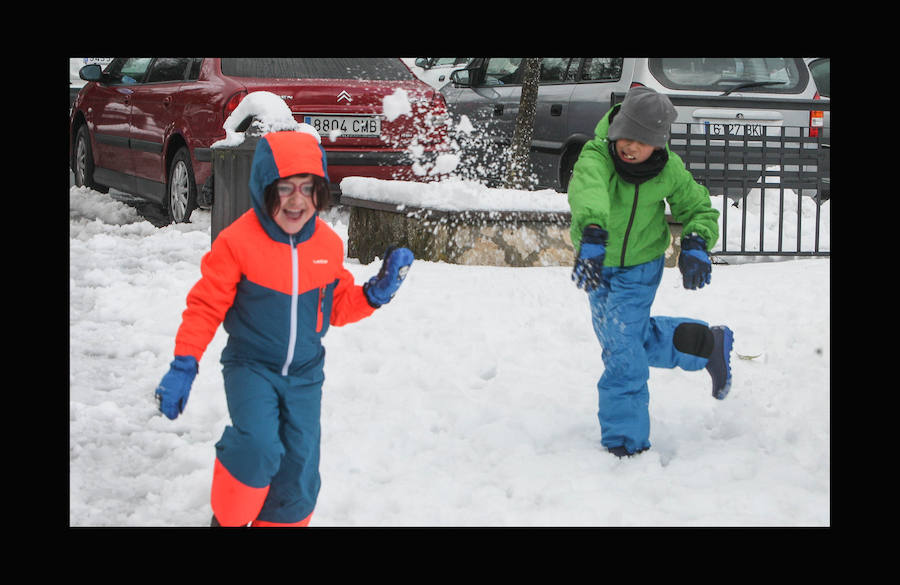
[[612, 93, 830, 258], [671, 122, 829, 258]]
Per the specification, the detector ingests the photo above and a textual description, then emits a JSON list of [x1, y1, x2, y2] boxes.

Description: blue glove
[[155, 355, 198, 420], [364, 246, 414, 307], [679, 234, 712, 290], [572, 225, 609, 292]]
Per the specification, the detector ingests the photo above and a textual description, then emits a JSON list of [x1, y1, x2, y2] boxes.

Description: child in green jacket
[[567, 86, 734, 458]]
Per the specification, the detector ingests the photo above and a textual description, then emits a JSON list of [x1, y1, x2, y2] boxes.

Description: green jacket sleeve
[[665, 153, 720, 250], [567, 137, 615, 251]]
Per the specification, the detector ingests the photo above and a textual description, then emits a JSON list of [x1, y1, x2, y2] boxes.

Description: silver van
[[442, 57, 826, 198]]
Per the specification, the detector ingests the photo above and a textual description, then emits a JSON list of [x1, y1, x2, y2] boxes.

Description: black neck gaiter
[[608, 140, 668, 185]]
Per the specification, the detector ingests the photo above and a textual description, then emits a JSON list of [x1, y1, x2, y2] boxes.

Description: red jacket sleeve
[[173, 235, 242, 361], [330, 264, 376, 327]]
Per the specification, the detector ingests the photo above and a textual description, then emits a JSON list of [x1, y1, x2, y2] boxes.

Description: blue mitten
[[679, 234, 712, 290], [572, 225, 609, 292], [364, 246, 414, 307], [155, 355, 198, 420]]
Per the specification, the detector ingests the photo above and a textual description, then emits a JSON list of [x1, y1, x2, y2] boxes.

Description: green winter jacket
[[568, 105, 719, 267]]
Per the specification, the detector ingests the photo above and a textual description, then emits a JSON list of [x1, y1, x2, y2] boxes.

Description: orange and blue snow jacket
[[173, 131, 375, 375]]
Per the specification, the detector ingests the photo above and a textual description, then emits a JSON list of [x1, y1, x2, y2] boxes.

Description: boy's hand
[[572, 225, 608, 292], [678, 234, 712, 290], [364, 246, 414, 307]]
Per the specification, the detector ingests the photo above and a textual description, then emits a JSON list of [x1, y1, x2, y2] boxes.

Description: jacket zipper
[[316, 286, 325, 333], [619, 184, 640, 267], [281, 235, 299, 376]]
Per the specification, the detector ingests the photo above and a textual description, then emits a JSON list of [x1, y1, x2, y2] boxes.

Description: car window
[[808, 58, 829, 98], [114, 58, 153, 84], [649, 58, 807, 94], [221, 58, 416, 81], [433, 57, 468, 67], [539, 58, 577, 83], [145, 58, 193, 83], [481, 58, 621, 85], [581, 58, 624, 82], [483, 58, 523, 85]]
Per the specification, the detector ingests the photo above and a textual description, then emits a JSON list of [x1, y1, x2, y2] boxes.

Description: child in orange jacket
[[155, 130, 413, 526]]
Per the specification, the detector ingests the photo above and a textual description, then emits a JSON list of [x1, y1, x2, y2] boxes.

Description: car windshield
[[221, 58, 416, 81], [650, 58, 806, 94]]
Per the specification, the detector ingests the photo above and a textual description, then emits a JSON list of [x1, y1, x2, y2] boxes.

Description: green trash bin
[[210, 130, 262, 243]]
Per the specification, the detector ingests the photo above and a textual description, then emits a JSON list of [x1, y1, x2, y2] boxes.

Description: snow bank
[[340, 176, 571, 213]]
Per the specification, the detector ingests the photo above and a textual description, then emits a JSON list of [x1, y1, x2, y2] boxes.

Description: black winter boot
[[706, 326, 734, 400], [608, 445, 648, 458]]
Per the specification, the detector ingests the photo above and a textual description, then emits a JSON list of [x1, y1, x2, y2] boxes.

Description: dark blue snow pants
[[587, 255, 708, 453], [213, 356, 324, 525]]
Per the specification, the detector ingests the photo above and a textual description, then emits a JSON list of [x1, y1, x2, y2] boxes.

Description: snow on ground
[[69, 182, 829, 527]]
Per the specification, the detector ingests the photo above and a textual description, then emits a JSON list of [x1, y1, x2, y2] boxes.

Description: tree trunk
[[505, 58, 541, 190]]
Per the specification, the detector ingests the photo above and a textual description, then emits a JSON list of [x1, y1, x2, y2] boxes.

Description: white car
[[402, 57, 470, 90]]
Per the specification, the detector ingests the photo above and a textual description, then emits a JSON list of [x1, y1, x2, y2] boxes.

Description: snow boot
[[706, 326, 734, 400], [608, 445, 648, 459]]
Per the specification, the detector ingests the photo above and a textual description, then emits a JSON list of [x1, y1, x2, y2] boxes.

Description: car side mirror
[[79, 64, 103, 82], [450, 69, 470, 87], [414, 57, 430, 69]]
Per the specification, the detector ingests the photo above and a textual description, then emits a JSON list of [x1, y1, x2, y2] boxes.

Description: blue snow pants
[[587, 255, 708, 453], [215, 356, 324, 524]]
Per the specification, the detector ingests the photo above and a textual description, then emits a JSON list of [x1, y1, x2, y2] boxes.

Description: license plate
[[302, 114, 381, 138], [703, 120, 779, 137]]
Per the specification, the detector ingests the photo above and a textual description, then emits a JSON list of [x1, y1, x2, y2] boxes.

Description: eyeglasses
[[276, 182, 315, 198]]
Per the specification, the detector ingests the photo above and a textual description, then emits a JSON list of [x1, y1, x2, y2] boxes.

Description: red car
[[69, 58, 450, 223]]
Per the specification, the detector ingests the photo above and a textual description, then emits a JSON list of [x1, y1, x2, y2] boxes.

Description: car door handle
[[117, 87, 133, 105], [493, 104, 504, 116], [163, 96, 173, 108], [550, 104, 562, 116]]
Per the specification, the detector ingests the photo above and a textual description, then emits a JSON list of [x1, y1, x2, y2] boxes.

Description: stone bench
[[344, 195, 576, 267]]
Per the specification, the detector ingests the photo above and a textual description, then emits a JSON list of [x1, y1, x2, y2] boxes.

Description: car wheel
[[74, 125, 108, 193], [167, 147, 197, 223]]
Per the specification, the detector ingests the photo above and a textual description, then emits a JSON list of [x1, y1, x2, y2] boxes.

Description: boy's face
[[615, 139, 657, 164], [273, 175, 317, 234]]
